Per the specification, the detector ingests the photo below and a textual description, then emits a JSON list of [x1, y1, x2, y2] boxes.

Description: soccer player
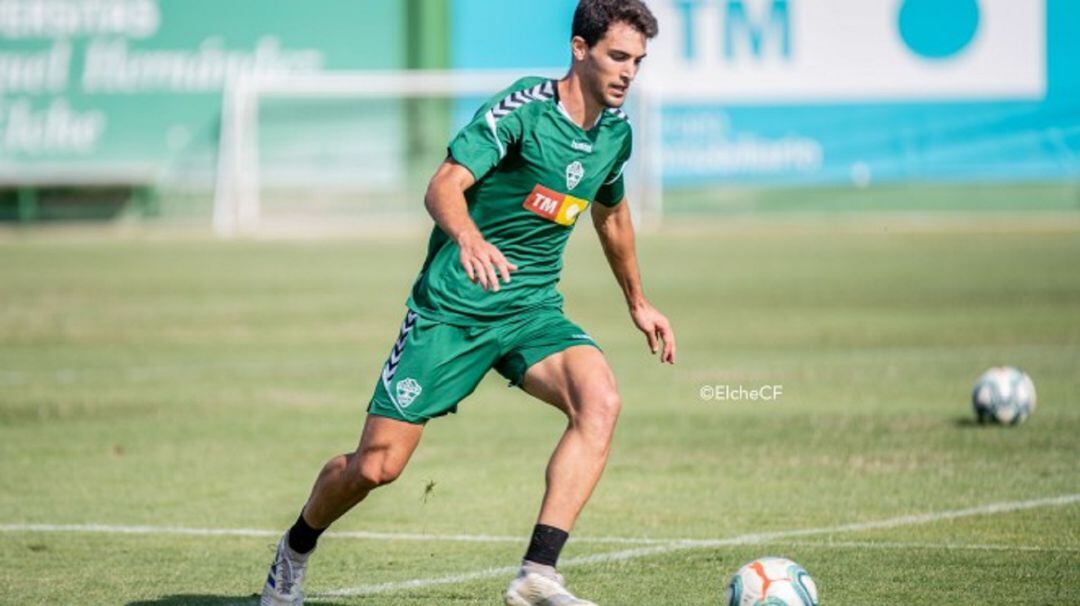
[[261, 1, 670, 604]]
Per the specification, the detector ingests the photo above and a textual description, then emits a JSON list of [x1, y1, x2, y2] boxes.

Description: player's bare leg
[[303, 414, 424, 527], [261, 415, 424, 605], [525, 346, 621, 531], [505, 345, 620, 606]]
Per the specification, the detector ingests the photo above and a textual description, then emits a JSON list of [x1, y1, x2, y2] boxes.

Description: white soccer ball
[[724, 557, 819, 606], [972, 366, 1037, 425]]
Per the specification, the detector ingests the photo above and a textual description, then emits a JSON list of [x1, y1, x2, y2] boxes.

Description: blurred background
[[1, 0, 1076, 233], [2, 3, 1079, 603]]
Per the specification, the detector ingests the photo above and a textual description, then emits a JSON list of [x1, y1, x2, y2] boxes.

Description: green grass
[[1, 214, 1078, 605], [667, 181, 1080, 213]]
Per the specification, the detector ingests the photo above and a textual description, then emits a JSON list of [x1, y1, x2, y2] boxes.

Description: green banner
[[0, 0, 405, 184]]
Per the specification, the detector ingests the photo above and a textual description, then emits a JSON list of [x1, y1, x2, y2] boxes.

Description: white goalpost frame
[[214, 70, 663, 237]]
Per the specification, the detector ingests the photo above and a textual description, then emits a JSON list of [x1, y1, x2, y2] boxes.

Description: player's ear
[[571, 36, 589, 62]]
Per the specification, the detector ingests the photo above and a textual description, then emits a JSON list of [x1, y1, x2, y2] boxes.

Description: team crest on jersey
[[395, 378, 422, 407], [565, 161, 584, 190], [523, 184, 589, 227]]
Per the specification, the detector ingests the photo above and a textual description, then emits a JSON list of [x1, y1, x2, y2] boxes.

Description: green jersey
[[407, 76, 633, 325]]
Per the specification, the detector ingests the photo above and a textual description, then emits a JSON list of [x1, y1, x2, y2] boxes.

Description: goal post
[[213, 70, 663, 237]]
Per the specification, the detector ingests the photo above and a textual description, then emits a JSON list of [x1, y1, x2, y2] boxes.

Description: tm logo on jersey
[[524, 184, 589, 227]]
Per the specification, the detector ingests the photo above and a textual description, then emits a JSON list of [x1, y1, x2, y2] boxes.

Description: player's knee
[[575, 388, 622, 442], [324, 454, 349, 476], [351, 453, 404, 491]]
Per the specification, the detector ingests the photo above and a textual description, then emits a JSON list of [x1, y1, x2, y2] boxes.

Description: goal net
[[213, 70, 663, 237]]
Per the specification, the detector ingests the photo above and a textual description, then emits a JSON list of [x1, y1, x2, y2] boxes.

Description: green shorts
[[367, 307, 600, 424]]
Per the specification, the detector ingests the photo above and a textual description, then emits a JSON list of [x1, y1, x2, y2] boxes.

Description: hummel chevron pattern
[[606, 107, 628, 121], [381, 310, 418, 387], [488, 80, 556, 121]]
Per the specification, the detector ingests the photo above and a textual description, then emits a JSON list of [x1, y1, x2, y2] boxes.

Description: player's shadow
[[125, 595, 350, 606]]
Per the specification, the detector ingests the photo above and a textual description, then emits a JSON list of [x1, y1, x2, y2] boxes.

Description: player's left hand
[[630, 301, 676, 364]]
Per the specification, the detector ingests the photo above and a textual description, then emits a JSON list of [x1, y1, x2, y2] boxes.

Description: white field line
[[0, 522, 671, 545], [778, 539, 1080, 553], [225, 539, 1080, 606], [317, 493, 1080, 598]]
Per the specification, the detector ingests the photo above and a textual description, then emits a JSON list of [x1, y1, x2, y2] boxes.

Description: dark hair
[[572, 0, 658, 47]]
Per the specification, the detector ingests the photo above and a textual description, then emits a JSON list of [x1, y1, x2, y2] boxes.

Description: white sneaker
[[260, 533, 309, 606], [504, 563, 597, 606]]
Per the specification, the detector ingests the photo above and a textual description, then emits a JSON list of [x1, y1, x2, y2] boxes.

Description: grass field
[[1, 213, 1079, 605]]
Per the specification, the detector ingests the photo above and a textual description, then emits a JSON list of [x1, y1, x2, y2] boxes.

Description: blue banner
[[450, 0, 1079, 187]]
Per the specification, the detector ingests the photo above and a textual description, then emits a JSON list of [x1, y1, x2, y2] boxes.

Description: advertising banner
[[0, 0, 404, 184], [451, 0, 1079, 187]]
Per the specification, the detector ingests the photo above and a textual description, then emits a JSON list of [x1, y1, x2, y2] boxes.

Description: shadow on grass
[[952, 416, 1026, 429], [125, 596, 259, 606], [125, 595, 352, 606]]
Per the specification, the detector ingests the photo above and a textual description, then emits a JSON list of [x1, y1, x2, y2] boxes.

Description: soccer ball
[[971, 366, 1036, 425], [725, 557, 819, 606]]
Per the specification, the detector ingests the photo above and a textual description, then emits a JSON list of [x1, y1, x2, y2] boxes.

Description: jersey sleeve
[[447, 101, 525, 182], [595, 130, 632, 207]]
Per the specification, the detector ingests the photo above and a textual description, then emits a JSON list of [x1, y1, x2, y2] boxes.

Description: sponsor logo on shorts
[[523, 184, 589, 227], [396, 378, 422, 407]]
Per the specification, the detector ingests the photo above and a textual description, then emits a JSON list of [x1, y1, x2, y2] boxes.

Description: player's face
[[578, 21, 648, 108]]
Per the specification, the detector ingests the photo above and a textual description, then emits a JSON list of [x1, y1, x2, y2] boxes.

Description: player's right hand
[[457, 234, 517, 292]]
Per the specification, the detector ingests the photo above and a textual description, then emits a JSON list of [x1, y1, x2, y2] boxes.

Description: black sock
[[287, 511, 325, 555], [523, 524, 569, 568]]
